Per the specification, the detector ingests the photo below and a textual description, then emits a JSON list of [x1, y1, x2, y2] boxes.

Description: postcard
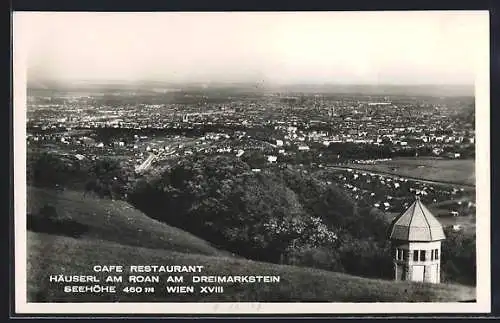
[[13, 11, 491, 314]]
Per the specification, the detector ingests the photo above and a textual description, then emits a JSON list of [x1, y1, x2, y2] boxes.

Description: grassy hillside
[[26, 186, 476, 303], [27, 187, 230, 257], [28, 231, 476, 303]]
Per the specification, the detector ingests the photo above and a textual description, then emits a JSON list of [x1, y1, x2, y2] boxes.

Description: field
[[428, 200, 476, 236], [343, 158, 475, 186], [25, 187, 476, 303], [27, 231, 476, 302]]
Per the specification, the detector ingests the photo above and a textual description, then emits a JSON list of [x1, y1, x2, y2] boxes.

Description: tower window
[[420, 250, 426, 261], [431, 250, 434, 260], [397, 249, 405, 261], [413, 250, 419, 261], [435, 249, 439, 260], [403, 249, 408, 260]]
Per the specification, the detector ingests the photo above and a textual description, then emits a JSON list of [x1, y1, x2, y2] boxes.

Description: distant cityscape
[[26, 87, 476, 227]]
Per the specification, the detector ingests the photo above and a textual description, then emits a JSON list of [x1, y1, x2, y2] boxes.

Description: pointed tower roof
[[388, 196, 446, 242]]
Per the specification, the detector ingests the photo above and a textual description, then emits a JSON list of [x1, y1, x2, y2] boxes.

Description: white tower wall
[[392, 240, 442, 284]]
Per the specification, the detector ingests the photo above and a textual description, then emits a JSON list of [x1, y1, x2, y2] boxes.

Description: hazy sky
[[15, 11, 488, 85]]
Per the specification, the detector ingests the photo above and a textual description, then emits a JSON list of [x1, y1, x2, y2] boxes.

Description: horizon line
[[27, 79, 475, 87]]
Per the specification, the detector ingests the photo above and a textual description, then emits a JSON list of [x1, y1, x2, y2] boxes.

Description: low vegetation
[[128, 154, 396, 279]]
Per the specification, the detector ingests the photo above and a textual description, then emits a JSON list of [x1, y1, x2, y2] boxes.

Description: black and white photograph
[[13, 11, 490, 314]]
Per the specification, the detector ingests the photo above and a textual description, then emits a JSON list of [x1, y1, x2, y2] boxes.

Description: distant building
[[432, 148, 444, 156], [387, 196, 446, 284], [267, 155, 277, 163]]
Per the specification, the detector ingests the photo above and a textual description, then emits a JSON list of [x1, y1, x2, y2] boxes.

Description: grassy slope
[[342, 158, 475, 186], [28, 232, 476, 303], [26, 186, 476, 303], [27, 186, 229, 257]]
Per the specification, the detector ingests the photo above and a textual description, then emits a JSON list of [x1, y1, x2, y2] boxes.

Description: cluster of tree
[[86, 126, 244, 145], [323, 142, 447, 161], [27, 204, 89, 238], [84, 158, 131, 199], [260, 143, 436, 167], [27, 152, 131, 200], [128, 155, 338, 262], [441, 227, 476, 286], [28, 152, 89, 189], [325, 142, 393, 160], [276, 168, 394, 277], [128, 154, 394, 279], [241, 150, 268, 169], [278, 151, 316, 166]]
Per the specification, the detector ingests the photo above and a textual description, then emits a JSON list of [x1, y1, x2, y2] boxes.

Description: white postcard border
[[13, 11, 491, 315]]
